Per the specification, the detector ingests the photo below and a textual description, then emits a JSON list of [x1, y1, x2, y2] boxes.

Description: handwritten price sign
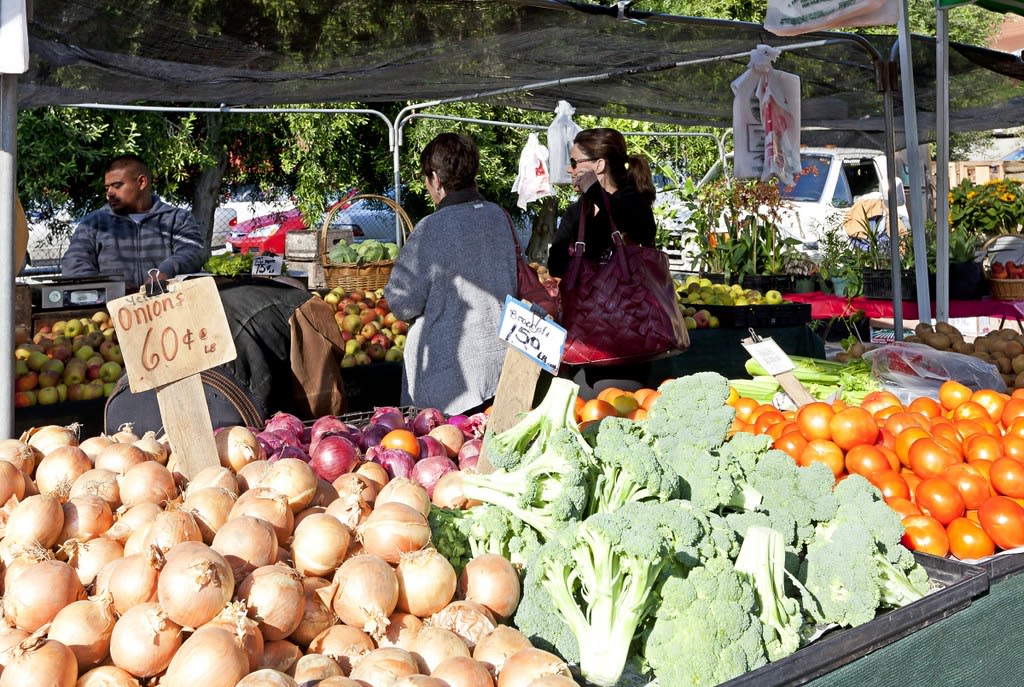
[[251, 255, 283, 276], [497, 295, 566, 374], [106, 277, 237, 393]]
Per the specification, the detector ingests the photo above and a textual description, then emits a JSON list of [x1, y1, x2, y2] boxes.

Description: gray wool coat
[[385, 189, 518, 415]]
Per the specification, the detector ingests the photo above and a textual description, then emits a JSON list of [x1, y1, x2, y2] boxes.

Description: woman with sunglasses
[[546, 127, 657, 278]]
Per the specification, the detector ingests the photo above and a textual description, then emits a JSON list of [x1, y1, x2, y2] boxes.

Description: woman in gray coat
[[385, 133, 518, 415]]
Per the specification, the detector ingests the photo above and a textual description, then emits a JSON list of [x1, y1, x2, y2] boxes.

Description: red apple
[[14, 371, 38, 391], [37, 370, 61, 388], [13, 391, 36, 408], [370, 333, 392, 350]]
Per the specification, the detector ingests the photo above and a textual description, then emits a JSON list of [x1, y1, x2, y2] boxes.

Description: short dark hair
[[419, 133, 479, 192], [106, 154, 150, 180]]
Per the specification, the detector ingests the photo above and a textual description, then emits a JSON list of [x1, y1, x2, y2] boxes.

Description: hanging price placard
[[251, 255, 283, 276], [106, 277, 237, 393], [497, 295, 566, 374]]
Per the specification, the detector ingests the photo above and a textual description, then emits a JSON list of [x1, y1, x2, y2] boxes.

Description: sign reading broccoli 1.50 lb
[[106, 277, 237, 393]]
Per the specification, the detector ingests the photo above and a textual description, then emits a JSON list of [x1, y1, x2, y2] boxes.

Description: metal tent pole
[[935, 9, 952, 323]]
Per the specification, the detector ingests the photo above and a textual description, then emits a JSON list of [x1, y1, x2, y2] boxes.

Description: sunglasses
[[569, 157, 596, 169]]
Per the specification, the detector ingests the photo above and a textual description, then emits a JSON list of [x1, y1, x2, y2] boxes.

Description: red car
[[225, 208, 305, 254]]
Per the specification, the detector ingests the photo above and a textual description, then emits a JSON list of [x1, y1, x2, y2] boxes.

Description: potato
[[848, 342, 867, 358], [1004, 373, 1017, 388], [904, 335, 921, 343], [934, 321, 961, 338], [999, 329, 1020, 341], [1013, 355, 1024, 375], [834, 351, 851, 363], [1015, 371, 1024, 389], [1006, 341, 1024, 359], [997, 356, 1013, 375], [989, 338, 1008, 355], [914, 322, 934, 337], [974, 338, 990, 353]]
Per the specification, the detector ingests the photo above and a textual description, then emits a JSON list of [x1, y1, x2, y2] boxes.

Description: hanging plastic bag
[[512, 133, 554, 211], [731, 45, 802, 186], [862, 342, 1006, 404], [765, 0, 897, 37], [546, 100, 581, 185]]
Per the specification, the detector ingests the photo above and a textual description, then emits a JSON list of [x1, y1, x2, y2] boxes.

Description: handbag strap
[[504, 209, 525, 256], [574, 187, 627, 256]]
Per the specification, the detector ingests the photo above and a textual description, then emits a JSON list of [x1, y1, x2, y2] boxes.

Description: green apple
[[765, 289, 784, 305]]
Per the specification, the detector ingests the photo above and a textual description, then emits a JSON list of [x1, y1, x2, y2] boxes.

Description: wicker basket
[[320, 194, 414, 291], [982, 234, 1024, 301]]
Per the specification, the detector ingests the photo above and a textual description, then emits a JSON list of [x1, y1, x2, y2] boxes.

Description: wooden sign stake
[[477, 347, 543, 474], [155, 373, 220, 478]]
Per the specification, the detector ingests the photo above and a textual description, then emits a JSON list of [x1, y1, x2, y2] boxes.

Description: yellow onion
[[0, 460, 26, 506], [94, 442, 148, 476], [293, 654, 344, 683], [358, 501, 431, 564], [108, 602, 182, 678], [393, 677, 449, 687], [211, 515, 278, 582], [259, 639, 302, 674], [119, 461, 176, 508], [204, 601, 265, 672], [236, 460, 271, 493], [311, 477, 340, 508], [307, 624, 374, 674], [182, 486, 237, 544], [70, 468, 121, 511], [494, 648, 572, 687], [77, 435, 115, 462], [0, 634, 77, 687], [157, 541, 234, 628], [161, 626, 249, 687], [349, 647, 419, 685], [133, 431, 168, 464], [354, 460, 389, 492], [0, 627, 30, 672], [323, 554, 398, 636], [396, 548, 456, 618], [236, 563, 305, 642], [317, 678, 365, 687], [256, 458, 317, 514], [141, 509, 202, 555], [47, 594, 117, 669], [288, 576, 335, 648], [103, 502, 161, 546], [65, 536, 124, 587], [326, 473, 376, 530], [75, 665, 141, 687], [472, 626, 532, 679], [0, 439, 39, 474], [215, 426, 264, 473], [290, 513, 350, 578], [457, 554, 521, 621], [409, 626, 471, 673], [98, 546, 163, 615], [34, 445, 92, 499], [3, 558, 86, 631], [375, 478, 431, 518], [432, 655, 495, 687], [429, 601, 496, 652], [23, 423, 79, 455], [230, 487, 294, 542], [234, 670, 298, 687], [378, 611, 424, 651], [59, 494, 114, 543], [186, 465, 239, 497], [109, 424, 139, 444], [5, 493, 64, 548]]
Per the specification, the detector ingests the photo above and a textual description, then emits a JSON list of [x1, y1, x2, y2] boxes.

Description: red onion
[[272, 445, 311, 463], [411, 456, 457, 497], [264, 412, 305, 438], [360, 424, 392, 451], [458, 439, 482, 470], [464, 413, 489, 440], [309, 436, 360, 482], [310, 417, 351, 445], [257, 431, 287, 457], [418, 435, 448, 460], [447, 414, 470, 433], [411, 408, 445, 437], [370, 408, 408, 431], [374, 448, 416, 480]]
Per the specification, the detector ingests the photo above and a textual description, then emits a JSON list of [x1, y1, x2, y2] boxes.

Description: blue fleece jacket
[[62, 195, 206, 290]]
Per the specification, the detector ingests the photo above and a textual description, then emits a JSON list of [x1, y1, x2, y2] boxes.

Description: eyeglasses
[[569, 157, 596, 169]]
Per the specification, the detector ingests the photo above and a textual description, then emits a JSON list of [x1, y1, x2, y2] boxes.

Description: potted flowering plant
[[950, 178, 1024, 236]]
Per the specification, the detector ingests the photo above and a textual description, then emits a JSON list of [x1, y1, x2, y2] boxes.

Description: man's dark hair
[[106, 154, 151, 180], [419, 133, 479, 192]]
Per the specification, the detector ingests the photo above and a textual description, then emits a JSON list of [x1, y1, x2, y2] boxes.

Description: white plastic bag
[[765, 0, 898, 37], [862, 342, 1006, 404], [731, 45, 801, 186], [512, 133, 554, 210], [546, 100, 581, 185]]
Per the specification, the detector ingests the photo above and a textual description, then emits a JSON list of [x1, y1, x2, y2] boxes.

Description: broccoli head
[[428, 504, 543, 575], [644, 555, 768, 687], [589, 416, 680, 515], [646, 372, 736, 459], [668, 431, 769, 513], [734, 525, 804, 661]]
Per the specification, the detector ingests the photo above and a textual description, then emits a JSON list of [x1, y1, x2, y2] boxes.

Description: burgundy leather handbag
[[506, 212, 561, 320], [560, 192, 689, 366]]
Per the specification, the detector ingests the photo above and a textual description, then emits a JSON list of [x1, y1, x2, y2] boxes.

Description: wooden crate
[[14, 284, 31, 335]]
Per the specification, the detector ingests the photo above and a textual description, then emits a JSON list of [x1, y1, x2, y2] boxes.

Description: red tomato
[[1005, 417, 1024, 440], [942, 463, 993, 511], [867, 469, 911, 501], [734, 397, 760, 423], [989, 457, 1024, 498], [939, 380, 973, 411], [895, 427, 932, 469], [796, 402, 835, 442], [908, 438, 957, 479], [1003, 435, 1024, 461], [908, 396, 944, 419], [914, 477, 966, 525], [797, 439, 845, 478], [964, 433, 1003, 463], [972, 389, 1008, 423], [952, 400, 990, 422], [946, 517, 996, 560], [845, 445, 893, 478], [978, 495, 1024, 550], [885, 412, 929, 438], [828, 407, 879, 452], [861, 390, 904, 416], [773, 432, 808, 462], [901, 514, 950, 557], [886, 496, 921, 519]]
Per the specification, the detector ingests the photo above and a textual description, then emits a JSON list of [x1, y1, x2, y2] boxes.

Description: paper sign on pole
[[741, 330, 815, 406]]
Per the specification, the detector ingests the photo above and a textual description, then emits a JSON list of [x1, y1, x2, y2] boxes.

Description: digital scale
[[26, 275, 127, 311]]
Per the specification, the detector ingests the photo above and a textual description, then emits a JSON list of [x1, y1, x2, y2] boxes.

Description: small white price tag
[[251, 255, 283, 276], [497, 295, 566, 374], [741, 337, 795, 376]]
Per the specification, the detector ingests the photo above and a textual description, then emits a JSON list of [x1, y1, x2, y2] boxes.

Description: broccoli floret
[[515, 501, 705, 687], [428, 504, 542, 574], [669, 431, 768, 513], [798, 475, 928, 628], [734, 525, 803, 661], [646, 372, 736, 458], [644, 556, 768, 687], [589, 416, 680, 515]]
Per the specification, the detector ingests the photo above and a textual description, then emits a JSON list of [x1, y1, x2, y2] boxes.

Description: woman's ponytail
[[627, 154, 656, 202]]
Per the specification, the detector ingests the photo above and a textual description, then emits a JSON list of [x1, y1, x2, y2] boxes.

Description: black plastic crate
[[964, 550, 1024, 585], [861, 269, 918, 301], [717, 552, 989, 687], [702, 302, 812, 329]]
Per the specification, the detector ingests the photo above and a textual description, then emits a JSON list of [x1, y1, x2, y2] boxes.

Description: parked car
[[213, 185, 296, 245]]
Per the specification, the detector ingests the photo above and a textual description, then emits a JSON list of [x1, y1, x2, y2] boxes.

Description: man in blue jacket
[[62, 154, 206, 291]]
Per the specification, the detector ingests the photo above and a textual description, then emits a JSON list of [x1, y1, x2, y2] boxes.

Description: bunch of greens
[[328, 239, 400, 265], [203, 252, 254, 277]]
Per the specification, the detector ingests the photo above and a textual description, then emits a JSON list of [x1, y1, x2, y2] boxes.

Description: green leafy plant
[[949, 178, 1024, 237]]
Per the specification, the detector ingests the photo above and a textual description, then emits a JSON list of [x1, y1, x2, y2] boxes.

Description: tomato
[[972, 388, 1009, 423], [901, 514, 950, 557], [978, 495, 1024, 550], [939, 380, 973, 411], [902, 469, 923, 498], [596, 387, 626, 403], [380, 428, 421, 459], [964, 433, 1003, 463], [867, 469, 911, 501], [878, 427, 897, 451], [908, 438, 958, 479], [626, 408, 647, 421], [989, 457, 1024, 498], [640, 391, 661, 410], [908, 396, 944, 419], [968, 458, 994, 481], [894, 427, 932, 468], [608, 394, 640, 416], [579, 399, 618, 424], [886, 496, 921, 519], [828, 407, 879, 451], [798, 439, 845, 478], [915, 476, 966, 525], [1013, 388, 1024, 400], [952, 400, 990, 422], [765, 419, 796, 442], [878, 445, 901, 471], [873, 405, 903, 423], [796, 402, 835, 442], [733, 396, 760, 423], [954, 419, 988, 442], [752, 409, 786, 435], [946, 517, 996, 560], [573, 396, 585, 422], [726, 386, 740, 407], [934, 436, 964, 462], [861, 390, 903, 416], [773, 432, 808, 461], [884, 412, 929, 437], [930, 421, 961, 447], [942, 463, 992, 510], [845, 445, 893, 478], [1003, 435, 1024, 461], [1005, 417, 1024, 440]]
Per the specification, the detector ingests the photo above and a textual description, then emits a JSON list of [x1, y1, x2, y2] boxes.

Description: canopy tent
[[2, 0, 1024, 437]]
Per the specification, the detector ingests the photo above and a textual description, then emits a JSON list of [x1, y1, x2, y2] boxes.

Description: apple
[[37, 369, 61, 388], [56, 384, 67, 402], [360, 321, 380, 339], [344, 339, 361, 356], [340, 354, 357, 368], [64, 319, 84, 338], [684, 316, 697, 330], [13, 391, 36, 408], [391, 320, 409, 335], [102, 382, 117, 397], [14, 359, 28, 377], [36, 386, 60, 405], [84, 331, 105, 348], [99, 361, 123, 383], [348, 289, 365, 302], [324, 291, 342, 306], [86, 356, 105, 381], [341, 314, 363, 335], [374, 305, 389, 319], [359, 309, 378, 326], [693, 309, 711, 329], [63, 359, 87, 386], [91, 310, 111, 326], [101, 342, 123, 365], [393, 334, 407, 349], [343, 303, 361, 316], [102, 328, 116, 341], [353, 351, 372, 366], [67, 383, 87, 402], [384, 347, 403, 362], [26, 350, 50, 371], [370, 333, 392, 350], [46, 342, 73, 362], [14, 371, 38, 391], [765, 289, 783, 305], [13, 326, 29, 345], [708, 315, 721, 329], [366, 343, 387, 361], [74, 344, 95, 361], [383, 312, 398, 328], [82, 381, 105, 400]]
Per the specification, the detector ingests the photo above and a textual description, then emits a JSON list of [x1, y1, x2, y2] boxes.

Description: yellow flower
[[967, 191, 977, 200], [1002, 193, 1016, 203]]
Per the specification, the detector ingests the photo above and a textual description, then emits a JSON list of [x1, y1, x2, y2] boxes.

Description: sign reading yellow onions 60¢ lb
[[106, 277, 237, 393]]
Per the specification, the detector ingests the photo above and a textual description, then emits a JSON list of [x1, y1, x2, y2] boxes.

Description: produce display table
[[807, 569, 1024, 687], [785, 291, 1024, 326]]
